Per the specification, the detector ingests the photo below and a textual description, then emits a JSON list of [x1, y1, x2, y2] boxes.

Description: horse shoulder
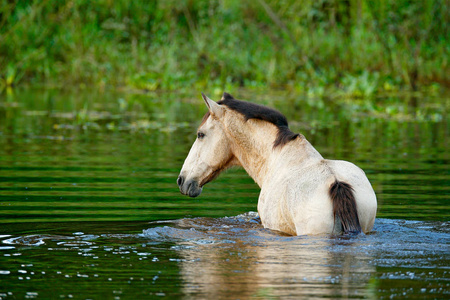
[[258, 177, 297, 235], [257, 160, 315, 235], [260, 160, 336, 235]]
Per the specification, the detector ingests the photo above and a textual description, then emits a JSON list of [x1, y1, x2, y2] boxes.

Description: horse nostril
[[177, 176, 184, 187]]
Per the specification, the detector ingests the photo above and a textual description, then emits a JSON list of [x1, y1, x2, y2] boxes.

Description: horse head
[[177, 93, 238, 197]]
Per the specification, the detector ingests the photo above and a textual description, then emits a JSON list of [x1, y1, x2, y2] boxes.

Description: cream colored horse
[[178, 93, 377, 235]]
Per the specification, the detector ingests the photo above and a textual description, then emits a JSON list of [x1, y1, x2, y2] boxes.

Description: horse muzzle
[[177, 175, 202, 198]]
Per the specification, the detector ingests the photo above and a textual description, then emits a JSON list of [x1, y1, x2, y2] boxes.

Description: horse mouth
[[178, 177, 202, 198], [187, 184, 202, 197]]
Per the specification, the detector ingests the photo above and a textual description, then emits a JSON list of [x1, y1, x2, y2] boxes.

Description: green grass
[[0, 0, 448, 95]]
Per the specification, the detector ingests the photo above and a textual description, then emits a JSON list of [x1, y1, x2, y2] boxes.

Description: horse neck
[[224, 119, 283, 187], [225, 119, 323, 187]]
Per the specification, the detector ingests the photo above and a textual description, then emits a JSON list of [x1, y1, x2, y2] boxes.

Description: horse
[[177, 93, 377, 236]]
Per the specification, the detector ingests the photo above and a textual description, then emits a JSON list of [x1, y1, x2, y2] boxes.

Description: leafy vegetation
[[0, 0, 448, 95]]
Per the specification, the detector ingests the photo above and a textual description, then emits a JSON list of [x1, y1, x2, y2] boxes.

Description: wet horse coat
[[178, 93, 377, 235]]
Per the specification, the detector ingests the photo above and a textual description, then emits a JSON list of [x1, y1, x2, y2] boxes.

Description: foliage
[[0, 0, 448, 94]]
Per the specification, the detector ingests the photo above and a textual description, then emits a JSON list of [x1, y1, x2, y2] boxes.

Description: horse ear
[[201, 93, 223, 117], [221, 92, 234, 100]]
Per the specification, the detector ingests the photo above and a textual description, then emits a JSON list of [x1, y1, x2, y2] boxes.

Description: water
[[0, 88, 448, 299], [0, 217, 448, 299]]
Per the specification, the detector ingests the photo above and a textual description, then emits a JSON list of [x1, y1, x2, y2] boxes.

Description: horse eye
[[197, 132, 205, 139]]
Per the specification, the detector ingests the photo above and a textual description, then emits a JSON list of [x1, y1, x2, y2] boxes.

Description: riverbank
[[0, 0, 448, 95]]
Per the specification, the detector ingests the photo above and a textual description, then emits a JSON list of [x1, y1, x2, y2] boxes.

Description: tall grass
[[0, 0, 448, 94]]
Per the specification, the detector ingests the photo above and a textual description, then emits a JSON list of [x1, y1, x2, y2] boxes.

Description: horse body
[[259, 139, 376, 235], [234, 125, 376, 235], [178, 93, 377, 236]]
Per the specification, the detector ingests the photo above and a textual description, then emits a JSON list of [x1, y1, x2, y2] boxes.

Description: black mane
[[218, 93, 299, 148]]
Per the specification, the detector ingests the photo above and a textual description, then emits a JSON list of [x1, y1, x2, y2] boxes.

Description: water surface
[[0, 89, 448, 298]]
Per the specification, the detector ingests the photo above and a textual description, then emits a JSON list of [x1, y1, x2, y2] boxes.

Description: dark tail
[[329, 180, 361, 234]]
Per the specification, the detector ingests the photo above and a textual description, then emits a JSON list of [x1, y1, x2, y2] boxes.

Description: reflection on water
[[149, 214, 376, 299], [0, 88, 448, 298], [1, 215, 449, 299], [142, 214, 449, 299]]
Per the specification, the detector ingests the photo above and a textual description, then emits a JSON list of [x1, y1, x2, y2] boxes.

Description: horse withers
[[177, 93, 377, 236]]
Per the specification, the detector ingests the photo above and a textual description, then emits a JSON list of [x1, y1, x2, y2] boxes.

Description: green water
[[0, 89, 448, 299]]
